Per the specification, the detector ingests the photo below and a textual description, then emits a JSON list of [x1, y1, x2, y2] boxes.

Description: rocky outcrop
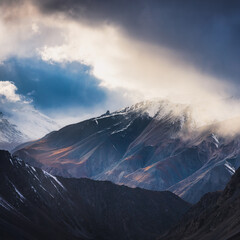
[[159, 167, 240, 240]]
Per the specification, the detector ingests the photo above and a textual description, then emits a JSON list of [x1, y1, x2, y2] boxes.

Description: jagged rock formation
[[159, 167, 240, 240]]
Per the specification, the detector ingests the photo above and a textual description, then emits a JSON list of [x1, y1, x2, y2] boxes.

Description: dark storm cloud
[[0, 0, 23, 5], [1, 0, 240, 86], [0, 58, 106, 111], [31, 0, 240, 85]]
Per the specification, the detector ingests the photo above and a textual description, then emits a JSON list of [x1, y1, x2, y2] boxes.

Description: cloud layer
[[31, 0, 240, 84], [0, 1, 240, 134]]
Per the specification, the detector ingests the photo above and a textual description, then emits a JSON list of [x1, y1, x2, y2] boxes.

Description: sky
[[0, 0, 240, 136]]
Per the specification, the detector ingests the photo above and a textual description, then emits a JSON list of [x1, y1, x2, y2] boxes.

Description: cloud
[[0, 81, 21, 102], [0, 57, 137, 127], [32, 0, 240, 84], [2, 0, 240, 84], [0, 58, 107, 112], [0, 1, 65, 61], [0, 1, 240, 135], [38, 18, 238, 126]]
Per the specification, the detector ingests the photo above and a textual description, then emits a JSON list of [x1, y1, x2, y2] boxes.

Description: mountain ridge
[[159, 166, 240, 240], [0, 150, 190, 240], [14, 100, 240, 203]]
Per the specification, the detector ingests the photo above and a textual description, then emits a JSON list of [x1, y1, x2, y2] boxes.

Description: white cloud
[[0, 3, 65, 61], [0, 81, 21, 102]]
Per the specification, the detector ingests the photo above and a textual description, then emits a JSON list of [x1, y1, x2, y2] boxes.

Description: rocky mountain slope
[[0, 108, 58, 151], [159, 167, 240, 240], [0, 150, 190, 240], [14, 100, 240, 203], [0, 112, 27, 150]]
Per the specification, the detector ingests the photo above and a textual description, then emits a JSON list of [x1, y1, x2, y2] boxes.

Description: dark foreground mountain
[[0, 150, 190, 240], [159, 167, 240, 240], [14, 100, 240, 203]]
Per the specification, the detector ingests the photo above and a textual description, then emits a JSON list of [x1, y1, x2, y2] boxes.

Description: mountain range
[[14, 100, 240, 203], [1, 150, 240, 240], [160, 166, 240, 240], [1, 100, 240, 239]]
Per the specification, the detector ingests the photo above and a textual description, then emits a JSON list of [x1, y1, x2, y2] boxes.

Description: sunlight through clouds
[[0, 0, 240, 132]]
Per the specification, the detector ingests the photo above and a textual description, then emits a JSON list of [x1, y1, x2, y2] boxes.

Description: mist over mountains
[[13, 100, 240, 203], [0, 100, 240, 239], [0, 81, 59, 148], [0, 108, 58, 150], [0, 112, 26, 150]]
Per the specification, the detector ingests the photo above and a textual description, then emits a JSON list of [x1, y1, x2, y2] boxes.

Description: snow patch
[[31, 166, 36, 172], [12, 184, 25, 202], [9, 158, 13, 165], [0, 196, 14, 211], [211, 133, 219, 144], [43, 170, 66, 190], [224, 162, 235, 174], [111, 121, 133, 135], [31, 186, 37, 193]]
